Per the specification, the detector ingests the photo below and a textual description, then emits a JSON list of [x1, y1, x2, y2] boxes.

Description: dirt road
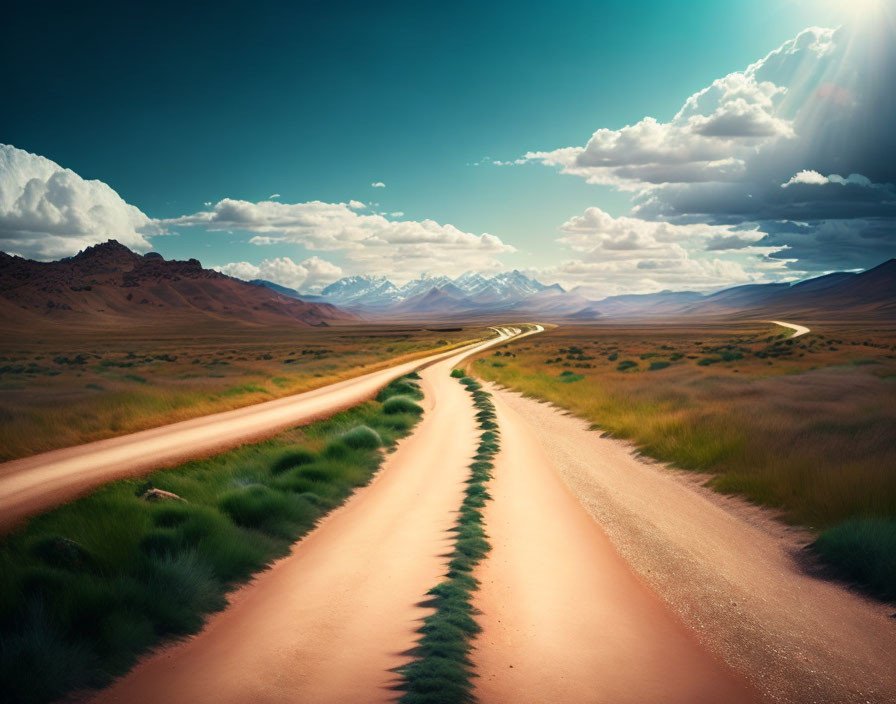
[[470, 388, 757, 704], [90, 327, 536, 704], [63, 316, 896, 703], [0, 329, 521, 533], [485, 385, 896, 704], [770, 320, 810, 337]]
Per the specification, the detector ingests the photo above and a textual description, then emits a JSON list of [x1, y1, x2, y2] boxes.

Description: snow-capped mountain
[[397, 274, 456, 300], [247, 259, 896, 321], [320, 275, 403, 306], [312, 269, 566, 315]]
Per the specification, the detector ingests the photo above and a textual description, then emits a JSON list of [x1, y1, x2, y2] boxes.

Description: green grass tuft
[[219, 485, 316, 539], [377, 377, 423, 402], [383, 395, 424, 415], [271, 449, 316, 474], [813, 517, 896, 600], [340, 425, 382, 450]]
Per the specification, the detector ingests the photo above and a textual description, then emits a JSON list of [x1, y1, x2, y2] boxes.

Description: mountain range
[[254, 260, 896, 321], [257, 270, 584, 318], [0, 241, 356, 329], [4, 241, 892, 327]]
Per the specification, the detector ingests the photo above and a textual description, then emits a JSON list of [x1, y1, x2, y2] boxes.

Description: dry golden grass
[[0, 322, 488, 460], [474, 321, 896, 528]]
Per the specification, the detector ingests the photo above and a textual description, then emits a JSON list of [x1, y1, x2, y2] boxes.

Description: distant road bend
[[770, 320, 810, 338], [0, 325, 541, 533]]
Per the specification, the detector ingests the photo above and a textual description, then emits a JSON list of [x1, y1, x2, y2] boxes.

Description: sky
[[1, 0, 894, 296]]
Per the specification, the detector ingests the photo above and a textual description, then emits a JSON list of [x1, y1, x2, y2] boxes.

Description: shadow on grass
[[811, 517, 896, 602]]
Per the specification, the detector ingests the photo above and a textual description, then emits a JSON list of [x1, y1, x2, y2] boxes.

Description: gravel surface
[[489, 384, 896, 704]]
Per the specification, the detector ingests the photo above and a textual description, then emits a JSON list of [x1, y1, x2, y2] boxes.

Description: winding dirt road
[[0, 329, 520, 534], [90, 327, 539, 704], [770, 320, 810, 337], [88, 320, 766, 704], [21, 314, 889, 703]]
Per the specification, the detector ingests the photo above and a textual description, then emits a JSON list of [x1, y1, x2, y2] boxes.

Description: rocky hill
[[0, 241, 356, 329]]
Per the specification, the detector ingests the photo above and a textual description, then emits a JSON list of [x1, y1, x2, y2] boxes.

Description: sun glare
[[837, 0, 885, 19]]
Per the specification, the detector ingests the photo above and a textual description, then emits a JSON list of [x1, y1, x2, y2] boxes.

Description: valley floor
[[8, 322, 893, 703]]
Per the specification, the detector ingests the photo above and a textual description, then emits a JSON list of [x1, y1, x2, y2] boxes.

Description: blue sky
[[1, 0, 893, 295]]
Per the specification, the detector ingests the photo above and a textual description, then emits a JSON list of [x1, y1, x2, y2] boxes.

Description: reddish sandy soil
[[470, 388, 757, 704], [89, 329, 528, 704], [0, 331, 509, 534], [485, 385, 896, 704]]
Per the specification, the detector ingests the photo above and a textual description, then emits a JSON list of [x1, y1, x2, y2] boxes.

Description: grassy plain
[[473, 321, 896, 597], [0, 374, 424, 704], [0, 322, 486, 460]]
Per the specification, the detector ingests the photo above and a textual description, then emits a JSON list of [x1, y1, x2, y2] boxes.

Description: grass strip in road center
[[399, 371, 498, 704], [0, 373, 425, 704]]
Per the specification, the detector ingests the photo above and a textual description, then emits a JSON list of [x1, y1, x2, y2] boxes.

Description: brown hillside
[[0, 241, 356, 329]]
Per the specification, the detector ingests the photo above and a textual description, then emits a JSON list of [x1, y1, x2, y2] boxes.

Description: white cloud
[[781, 169, 828, 187], [269, 193, 281, 199], [167, 197, 515, 283], [519, 23, 896, 272], [523, 55, 797, 189], [371, 181, 386, 188], [544, 255, 759, 299], [215, 255, 343, 292], [781, 170, 875, 188], [0, 143, 161, 259], [536, 205, 782, 297], [556, 206, 759, 257]]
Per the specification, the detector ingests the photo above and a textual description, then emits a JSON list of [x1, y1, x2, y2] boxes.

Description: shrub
[[321, 440, 351, 460], [813, 518, 896, 600], [449, 369, 465, 378], [383, 395, 423, 415], [218, 485, 315, 538], [137, 551, 226, 635], [648, 361, 671, 371], [271, 449, 316, 474], [340, 425, 382, 450], [377, 378, 422, 402], [617, 360, 638, 372], [697, 356, 722, 366], [373, 414, 414, 433], [29, 536, 96, 572]]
